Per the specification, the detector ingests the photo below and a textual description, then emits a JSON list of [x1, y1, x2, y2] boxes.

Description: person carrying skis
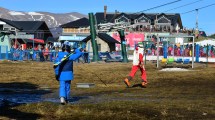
[[54, 42, 83, 104]]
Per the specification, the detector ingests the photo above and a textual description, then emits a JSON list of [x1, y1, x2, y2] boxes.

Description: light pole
[[195, 9, 199, 39], [142, 39, 152, 65], [89, 13, 99, 62]]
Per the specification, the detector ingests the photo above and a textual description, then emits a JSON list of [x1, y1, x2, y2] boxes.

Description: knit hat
[[63, 41, 70, 46], [62, 44, 71, 52], [65, 45, 71, 51]]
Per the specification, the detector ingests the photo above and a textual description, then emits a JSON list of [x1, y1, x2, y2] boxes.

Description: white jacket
[[133, 47, 144, 65]]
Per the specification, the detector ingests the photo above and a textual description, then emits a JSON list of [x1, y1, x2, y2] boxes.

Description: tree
[[208, 34, 215, 39]]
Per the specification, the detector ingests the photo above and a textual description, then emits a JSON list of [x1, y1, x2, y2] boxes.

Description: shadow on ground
[[0, 99, 42, 120], [0, 82, 52, 120]]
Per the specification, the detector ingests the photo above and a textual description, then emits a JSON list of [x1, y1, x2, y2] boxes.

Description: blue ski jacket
[[54, 48, 83, 81]]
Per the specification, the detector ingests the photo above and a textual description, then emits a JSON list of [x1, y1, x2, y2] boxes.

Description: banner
[[111, 32, 145, 50]]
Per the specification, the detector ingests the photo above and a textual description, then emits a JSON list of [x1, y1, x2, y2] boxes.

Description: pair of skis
[[53, 52, 74, 68]]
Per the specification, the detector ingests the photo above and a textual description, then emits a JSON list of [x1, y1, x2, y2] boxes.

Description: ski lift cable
[[8, 2, 214, 34], [136, 0, 182, 14], [163, 0, 203, 12], [181, 3, 215, 14], [161, 2, 215, 20]]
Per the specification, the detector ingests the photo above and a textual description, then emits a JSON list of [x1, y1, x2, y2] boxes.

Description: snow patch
[[9, 11, 25, 15], [196, 39, 215, 46], [47, 15, 58, 26], [27, 12, 43, 15], [70, 15, 80, 20], [0, 21, 6, 24], [159, 68, 190, 72], [38, 16, 44, 20], [30, 15, 35, 21]]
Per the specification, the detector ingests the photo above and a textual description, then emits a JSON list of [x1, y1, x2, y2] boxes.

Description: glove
[[55, 75, 59, 81], [75, 48, 82, 53]]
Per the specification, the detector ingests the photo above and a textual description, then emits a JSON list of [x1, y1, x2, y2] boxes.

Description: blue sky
[[0, 0, 214, 35]]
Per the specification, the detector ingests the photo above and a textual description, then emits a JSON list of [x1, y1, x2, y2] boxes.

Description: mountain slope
[[0, 7, 87, 37]]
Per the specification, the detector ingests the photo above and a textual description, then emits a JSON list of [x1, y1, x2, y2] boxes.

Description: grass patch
[[0, 61, 215, 119]]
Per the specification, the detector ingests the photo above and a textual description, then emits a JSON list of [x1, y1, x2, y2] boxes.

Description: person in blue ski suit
[[54, 44, 83, 104]]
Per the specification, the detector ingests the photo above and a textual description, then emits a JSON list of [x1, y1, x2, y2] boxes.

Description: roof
[[98, 33, 120, 43], [0, 18, 21, 29], [60, 12, 182, 29], [95, 12, 182, 27], [28, 38, 44, 44], [12, 21, 45, 32], [95, 13, 115, 24], [134, 13, 151, 20], [82, 33, 120, 44], [60, 17, 89, 28], [16, 38, 44, 44], [0, 18, 51, 33]]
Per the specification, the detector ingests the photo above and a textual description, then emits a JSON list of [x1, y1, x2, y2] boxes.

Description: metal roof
[[60, 17, 89, 28], [82, 33, 120, 44]]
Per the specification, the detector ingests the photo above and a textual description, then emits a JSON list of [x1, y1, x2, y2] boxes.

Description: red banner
[[112, 32, 145, 49]]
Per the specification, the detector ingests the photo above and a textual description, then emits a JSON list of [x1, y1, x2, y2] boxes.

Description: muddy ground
[[0, 60, 215, 120]]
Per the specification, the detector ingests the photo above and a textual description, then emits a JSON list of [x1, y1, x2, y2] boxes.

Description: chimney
[[104, 5, 107, 21], [115, 10, 119, 16]]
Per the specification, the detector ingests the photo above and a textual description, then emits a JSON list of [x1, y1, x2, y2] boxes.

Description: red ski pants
[[129, 65, 147, 82]]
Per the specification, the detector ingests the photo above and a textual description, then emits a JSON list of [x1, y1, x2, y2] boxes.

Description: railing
[[2, 45, 212, 63], [1, 50, 58, 62], [0, 46, 92, 63], [0, 46, 123, 63]]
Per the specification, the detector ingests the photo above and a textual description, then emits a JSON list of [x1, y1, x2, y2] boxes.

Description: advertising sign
[[111, 32, 145, 50], [59, 36, 86, 41]]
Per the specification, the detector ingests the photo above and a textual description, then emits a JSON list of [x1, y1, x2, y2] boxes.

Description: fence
[[0, 46, 58, 62], [0, 46, 104, 63], [2, 45, 214, 63], [0, 46, 122, 63]]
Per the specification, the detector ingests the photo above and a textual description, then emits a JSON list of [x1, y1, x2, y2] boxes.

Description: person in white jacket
[[124, 44, 147, 88]]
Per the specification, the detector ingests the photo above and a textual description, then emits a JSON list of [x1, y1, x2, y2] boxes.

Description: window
[[140, 20, 146, 22], [158, 18, 169, 23], [137, 16, 149, 23], [35, 32, 44, 39], [97, 44, 101, 51], [157, 16, 171, 24], [3, 28, 9, 31], [0, 25, 3, 30], [10, 28, 16, 31], [115, 15, 130, 24]]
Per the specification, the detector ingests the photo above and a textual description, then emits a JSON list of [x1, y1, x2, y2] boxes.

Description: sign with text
[[111, 32, 145, 50], [59, 36, 86, 41]]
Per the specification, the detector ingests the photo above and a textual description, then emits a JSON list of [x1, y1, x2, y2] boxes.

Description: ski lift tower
[[118, 29, 128, 63], [88, 13, 99, 62]]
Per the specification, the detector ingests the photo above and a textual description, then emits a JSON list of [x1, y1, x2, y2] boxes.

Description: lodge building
[[0, 18, 53, 49], [59, 11, 183, 52], [60, 12, 183, 34]]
